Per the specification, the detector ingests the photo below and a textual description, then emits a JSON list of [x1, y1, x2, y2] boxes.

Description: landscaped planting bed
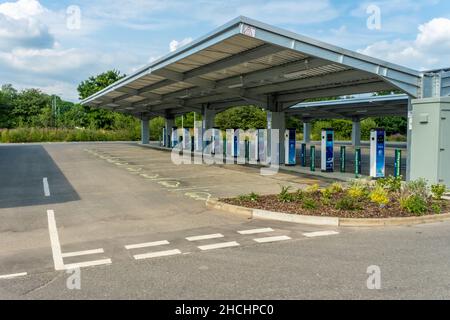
[[222, 177, 450, 219]]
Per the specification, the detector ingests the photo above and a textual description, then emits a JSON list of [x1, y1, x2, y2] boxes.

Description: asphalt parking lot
[[0, 142, 449, 300]]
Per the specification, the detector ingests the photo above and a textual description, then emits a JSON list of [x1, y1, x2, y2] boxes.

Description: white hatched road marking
[[198, 241, 240, 251], [61, 248, 104, 258], [125, 240, 169, 250], [238, 228, 274, 235], [0, 272, 27, 280], [47, 209, 111, 271], [64, 259, 112, 270], [186, 234, 224, 242], [43, 177, 50, 197], [254, 235, 291, 243], [303, 231, 340, 238], [134, 249, 182, 260]]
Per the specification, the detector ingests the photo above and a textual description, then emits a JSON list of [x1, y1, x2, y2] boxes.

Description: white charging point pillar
[[285, 129, 296, 165], [171, 127, 179, 148], [370, 128, 386, 178], [321, 129, 334, 172]]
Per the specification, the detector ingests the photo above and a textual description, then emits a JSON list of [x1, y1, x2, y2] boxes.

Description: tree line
[[0, 70, 407, 143]]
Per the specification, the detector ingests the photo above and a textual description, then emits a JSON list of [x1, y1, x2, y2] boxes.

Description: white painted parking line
[[186, 234, 224, 242], [47, 210, 65, 271], [47, 209, 111, 271], [0, 272, 27, 280], [62, 248, 104, 258], [133, 249, 182, 260], [303, 231, 340, 238], [43, 178, 50, 197], [198, 241, 240, 251], [64, 259, 112, 270], [125, 240, 170, 250], [238, 228, 274, 235], [253, 235, 291, 243]]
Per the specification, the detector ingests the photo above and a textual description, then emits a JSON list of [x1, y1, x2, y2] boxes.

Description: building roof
[[81, 16, 422, 118]]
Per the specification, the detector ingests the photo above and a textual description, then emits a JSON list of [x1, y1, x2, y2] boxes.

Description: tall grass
[[0, 128, 140, 143]]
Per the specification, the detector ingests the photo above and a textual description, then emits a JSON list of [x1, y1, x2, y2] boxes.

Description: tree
[[215, 106, 267, 130], [11, 89, 51, 127], [76, 70, 139, 130], [77, 70, 125, 100]]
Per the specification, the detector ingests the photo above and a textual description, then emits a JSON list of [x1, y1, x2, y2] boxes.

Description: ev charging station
[[370, 128, 386, 178], [257, 129, 266, 163], [232, 129, 240, 158], [194, 121, 203, 152], [171, 127, 179, 148], [321, 129, 334, 172], [162, 128, 167, 147], [285, 129, 296, 165], [211, 127, 220, 155]]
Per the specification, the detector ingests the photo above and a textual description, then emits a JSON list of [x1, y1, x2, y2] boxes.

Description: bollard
[[310, 146, 316, 172], [355, 148, 361, 178], [394, 149, 402, 178], [340, 146, 346, 173], [301, 143, 307, 167], [191, 136, 195, 153]]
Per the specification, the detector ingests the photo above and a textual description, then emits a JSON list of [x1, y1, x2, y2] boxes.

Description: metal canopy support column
[[165, 116, 175, 148], [303, 121, 311, 144], [140, 116, 150, 145], [351, 117, 361, 147], [267, 96, 286, 165], [202, 105, 216, 131]]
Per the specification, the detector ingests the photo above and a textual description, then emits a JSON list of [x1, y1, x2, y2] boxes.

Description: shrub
[[335, 196, 361, 211], [302, 197, 319, 210], [402, 178, 429, 199], [321, 188, 333, 200], [369, 186, 390, 207], [400, 195, 428, 215], [431, 184, 447, 200], [329, 182, 344, 193], [294, 189, 305, 202], [306, 184, 320, 193], [238, 192, 260, 202], [431, 203, 442, 215], [376, 176, 402, 193], [347, 185, 367, 199], [278, 185, 294, 203]]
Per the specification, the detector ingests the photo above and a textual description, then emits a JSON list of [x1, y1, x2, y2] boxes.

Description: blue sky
[[0, 0, 449, 101]]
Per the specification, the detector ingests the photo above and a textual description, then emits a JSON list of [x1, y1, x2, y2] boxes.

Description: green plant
[[400, 194, 428, 215], [376, 175, 402, 192], [321, 188, 333, 200], [306, 184, 320, 193], [294, 189, 306, 202], [278, 185, 294, 203], [431, 203, 442, 215], [335, 196, 361, 211], [431, 184, 447, 200], [369, 186, 390, 207], [237, 192, 260, 202], [302, 197, 319, 210], [329, 182, 344, 193], [402, 178, 429, 199], [347, 185, 367, 199]]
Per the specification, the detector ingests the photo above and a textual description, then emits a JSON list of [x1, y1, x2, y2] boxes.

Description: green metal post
[[394, 149, 402, 178], [340, 146, 346, 173]]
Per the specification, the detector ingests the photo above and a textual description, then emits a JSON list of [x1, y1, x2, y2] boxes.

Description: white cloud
[[169, 37, 193, 52], [0, 0, 54, 49], [0, 0, 46, 19], [359, 18, 450, 70]]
